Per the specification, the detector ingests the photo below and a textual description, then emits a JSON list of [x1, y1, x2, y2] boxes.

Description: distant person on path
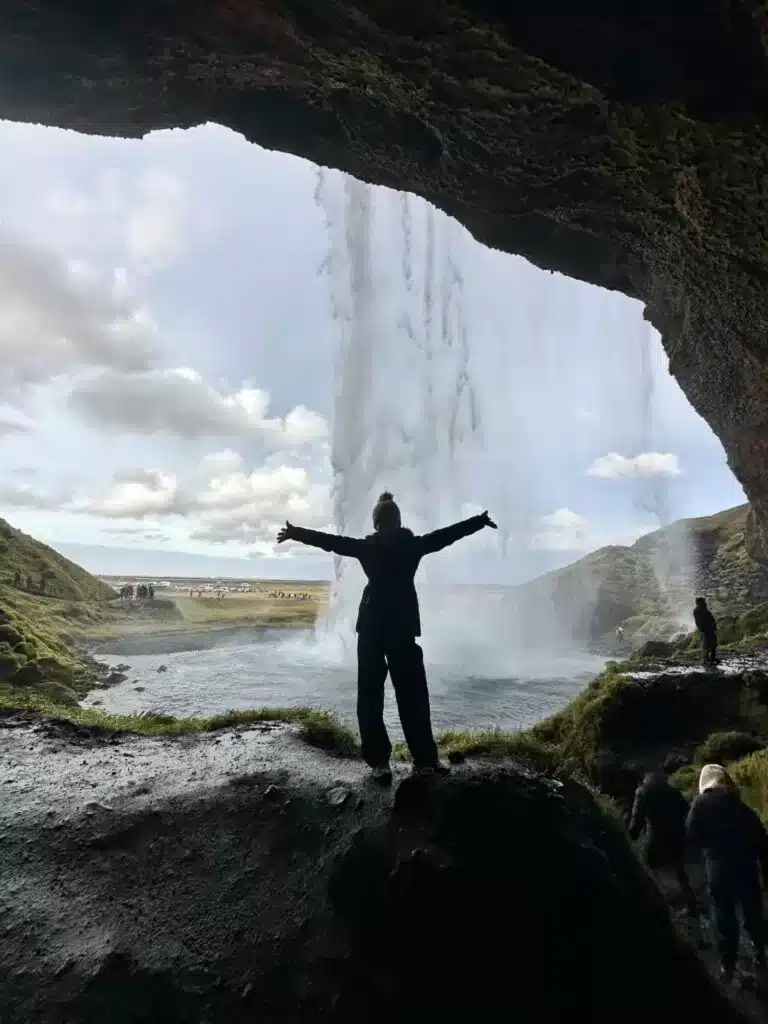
[[687, 763, 768, 983], [277, 492, 497, 784], [628, 757, 697, 915], [693, 597, 718, 666]]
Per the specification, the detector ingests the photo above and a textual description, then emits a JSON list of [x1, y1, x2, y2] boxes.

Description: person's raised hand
[[277, 521, 295, 544], [481, 510, 498, 529]]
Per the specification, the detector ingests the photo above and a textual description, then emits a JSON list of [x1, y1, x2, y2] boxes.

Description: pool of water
[[87, 629, 605, 735]]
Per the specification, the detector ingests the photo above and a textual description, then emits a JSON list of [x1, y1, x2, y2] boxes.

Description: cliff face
[[2, 3, 767, 547]]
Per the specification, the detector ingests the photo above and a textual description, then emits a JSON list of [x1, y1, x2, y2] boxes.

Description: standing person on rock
[[277, 492, 497, 784], [693, 597, 718, 666], [686, 763, 768, 984], [628, 756, 697, 916]]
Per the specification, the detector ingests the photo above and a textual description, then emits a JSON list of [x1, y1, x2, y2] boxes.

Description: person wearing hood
[[628, 757, 696, 914], [686, 764, 768, 982], [277, 493, 497, 783]]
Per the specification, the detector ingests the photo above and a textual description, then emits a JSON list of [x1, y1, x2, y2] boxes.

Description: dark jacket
[[693, 604, 716, 637], [290, 515, 486, 640], [686, 787, 768, 884], [628, 773, 689, 857]]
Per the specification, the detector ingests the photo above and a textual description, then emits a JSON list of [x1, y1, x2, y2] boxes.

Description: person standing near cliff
[[693, 597, 718, 666], [277, 492, 498, 784], [686, 763, 768, 984]]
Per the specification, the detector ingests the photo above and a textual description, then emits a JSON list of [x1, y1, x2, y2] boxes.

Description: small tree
[[39, 568, 55, 595]]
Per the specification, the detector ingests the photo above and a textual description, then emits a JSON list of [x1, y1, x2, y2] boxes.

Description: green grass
[[0, 687, 358, 754], [392, 726, 559, 773]]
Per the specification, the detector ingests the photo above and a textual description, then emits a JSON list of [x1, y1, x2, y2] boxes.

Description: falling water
[[634, 321, 694, 627], [314, 170, 484, 658]]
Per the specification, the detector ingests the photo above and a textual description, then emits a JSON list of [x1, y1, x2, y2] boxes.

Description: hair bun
[[378, 491, 394, 502]]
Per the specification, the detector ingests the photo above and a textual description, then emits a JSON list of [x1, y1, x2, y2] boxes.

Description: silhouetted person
[[628, 757, 697, 915], [277, 492, 497, 783], [687, 764, 768, 983], [693, 596, 717, 666]]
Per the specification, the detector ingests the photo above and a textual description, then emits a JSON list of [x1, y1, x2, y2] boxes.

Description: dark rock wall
[[2, 2, 767, 550]]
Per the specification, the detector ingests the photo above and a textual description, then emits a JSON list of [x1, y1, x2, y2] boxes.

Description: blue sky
[[0, 120, 746, 582]]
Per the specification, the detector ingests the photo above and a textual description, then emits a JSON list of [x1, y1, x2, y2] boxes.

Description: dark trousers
[[701, 631, 717, 664], [646, 839, 697, 913], [356, 634, 438, 769], [708, 869, 765, 974]]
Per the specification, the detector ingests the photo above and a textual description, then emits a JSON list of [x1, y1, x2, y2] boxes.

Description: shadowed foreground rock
[[0, 724, 748, 1023]]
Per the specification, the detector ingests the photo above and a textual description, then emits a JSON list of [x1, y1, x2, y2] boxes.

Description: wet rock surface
[[0, 723, 749, 1023]]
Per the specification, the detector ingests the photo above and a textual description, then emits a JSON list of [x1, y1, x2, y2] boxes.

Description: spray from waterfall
[[633, 320, 694, 628]]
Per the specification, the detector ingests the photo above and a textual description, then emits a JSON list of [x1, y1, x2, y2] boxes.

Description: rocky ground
[[0, 715, 758, 1024]]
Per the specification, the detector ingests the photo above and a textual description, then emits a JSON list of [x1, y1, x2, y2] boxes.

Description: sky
[[0, 119, 747, 583]]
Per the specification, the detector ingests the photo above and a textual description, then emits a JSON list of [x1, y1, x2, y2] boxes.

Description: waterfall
[[314, 170, 481, 654]]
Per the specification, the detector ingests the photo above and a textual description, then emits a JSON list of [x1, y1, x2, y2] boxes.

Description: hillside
[[0, 519, 116, 704], [0, 519, 115, 602], [508, 504, 768, 648]]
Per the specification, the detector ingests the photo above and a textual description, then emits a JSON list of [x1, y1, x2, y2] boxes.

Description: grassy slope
[[0, 519, 115, 601], [0, 518, 120, 704]]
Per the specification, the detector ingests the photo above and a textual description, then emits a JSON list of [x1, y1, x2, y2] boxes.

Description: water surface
[[88, 629, 604, 735]]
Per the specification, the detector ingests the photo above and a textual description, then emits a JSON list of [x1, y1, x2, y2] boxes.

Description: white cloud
[[77, 453, 332, 557], [127, 169, 188, 271], [530, 507, 589, 551], [67, 367, 329, 445], [200, 449, 245, 477], [0, 234, 156, 398], [0, 482, 72, 510], [191, 464, 331, 553], [37, 166, 189, 278], [0, 418, 32, 437], [277, 406, 330, 448], [586, 452, 681, 479], [85, 469, 181, 520], [530, 507, 653, 553]]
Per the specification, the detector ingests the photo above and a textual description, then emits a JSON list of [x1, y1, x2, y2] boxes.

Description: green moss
[[393, 727, 557, 773], [695, 730, 765, 765], [0, 687, 358, 753]]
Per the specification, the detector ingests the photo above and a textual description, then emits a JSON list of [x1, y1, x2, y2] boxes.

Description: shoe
[[412, 762, 450, 777], [370, 764, 392, 785]]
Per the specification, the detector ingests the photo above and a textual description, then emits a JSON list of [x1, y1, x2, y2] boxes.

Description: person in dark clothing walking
[[277, 492, 497, 783], [687, 763, 768, 983], [693, 596, 718, 666], [628, 758, 697, 915]]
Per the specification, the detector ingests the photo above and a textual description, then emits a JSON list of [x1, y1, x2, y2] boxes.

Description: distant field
[[94, 577, 330, 637]]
